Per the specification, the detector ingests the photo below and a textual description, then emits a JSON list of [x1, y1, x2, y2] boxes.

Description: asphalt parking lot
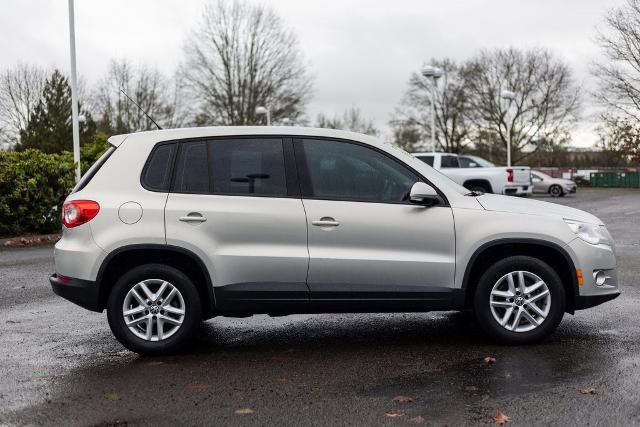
[[0, 188, 639, 426]]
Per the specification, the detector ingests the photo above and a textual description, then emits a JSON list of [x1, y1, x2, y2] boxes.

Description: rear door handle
[[311, 217, 339, 227], [179, 213, 207, 223]]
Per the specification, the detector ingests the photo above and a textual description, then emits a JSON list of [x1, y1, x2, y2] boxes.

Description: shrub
[[0, 132, 110, 236]]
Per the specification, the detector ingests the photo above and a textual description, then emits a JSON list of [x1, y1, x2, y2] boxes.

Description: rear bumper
[[50, 274, 101, 312], [503, 185, 533, 196], [574, 291, 620, 310]]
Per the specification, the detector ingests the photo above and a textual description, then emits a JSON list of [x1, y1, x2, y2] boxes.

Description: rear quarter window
[[142, 143, 177, 192]]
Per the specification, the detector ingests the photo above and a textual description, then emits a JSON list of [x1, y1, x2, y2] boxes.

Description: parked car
[[413, 152, 532, 196], [531, 170, 577, 197], [51, 127, 618, 355]]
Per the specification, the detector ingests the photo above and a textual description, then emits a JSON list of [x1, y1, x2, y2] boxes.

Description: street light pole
[[501, 90, 516, 167], [255, 106, 271, 126], [68, 0, 81, 183], [421, 65, 443, 153]]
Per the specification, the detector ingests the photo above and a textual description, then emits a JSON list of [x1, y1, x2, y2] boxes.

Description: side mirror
[[409, 182, 439, 206]]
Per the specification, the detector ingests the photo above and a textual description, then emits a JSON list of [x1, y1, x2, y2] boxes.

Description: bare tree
[[392, 59, 472, 153], [0, 63, 47, 146], [315, 107, 378, 135], [465, 48, 580, 164], [92, 59, 184, 134], [594, 0, 640, 122], [181, 0, 312, 126]]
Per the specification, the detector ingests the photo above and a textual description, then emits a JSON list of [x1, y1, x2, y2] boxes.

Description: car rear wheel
[[473, 256, 565, 344], [107, 264, 201, 355], [549, 184, 563, 197]]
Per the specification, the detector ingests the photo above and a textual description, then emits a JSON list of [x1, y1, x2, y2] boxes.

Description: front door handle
[[179, 213, 207, 223], [311, 217, 339, 227]]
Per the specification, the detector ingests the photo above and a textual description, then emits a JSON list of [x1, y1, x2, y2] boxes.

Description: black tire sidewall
[[550, 185, 563, 197], [107, 263, 201, 356], [473, 256, 565, 344]]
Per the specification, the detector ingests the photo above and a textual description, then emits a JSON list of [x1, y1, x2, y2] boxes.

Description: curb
[[1, 233, 61, 248]]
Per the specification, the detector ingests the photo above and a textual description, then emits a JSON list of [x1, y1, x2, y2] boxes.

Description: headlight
[[564, 219, 612, 245]]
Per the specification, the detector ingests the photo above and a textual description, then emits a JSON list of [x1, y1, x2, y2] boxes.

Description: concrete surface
[[0, 188, 639, 426]]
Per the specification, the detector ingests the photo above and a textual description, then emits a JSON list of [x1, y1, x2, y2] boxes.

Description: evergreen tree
[[17, 69, 95, 153]]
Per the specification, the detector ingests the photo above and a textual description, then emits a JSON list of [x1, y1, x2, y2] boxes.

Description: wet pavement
[[1, 188, 639, 426]]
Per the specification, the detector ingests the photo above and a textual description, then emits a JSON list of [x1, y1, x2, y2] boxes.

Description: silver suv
[[50, 127, 619, 355]]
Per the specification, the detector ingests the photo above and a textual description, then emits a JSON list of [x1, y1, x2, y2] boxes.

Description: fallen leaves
[[2, 234, 60, 247], [578, 387, 598, 395], [104, 392, 121, 401], [392, 395, 413, 403], [494, 410, 511, 425], [234, 407, 254, 415], [186, 383, 210, 391], [484, 356, 497, 365], [385, 409, 405, 418], [408, 415, 425, 423]]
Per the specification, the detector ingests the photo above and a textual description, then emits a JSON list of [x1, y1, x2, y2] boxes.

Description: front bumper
[[575, 292, 620, 310], [50, 274, 101, 312]]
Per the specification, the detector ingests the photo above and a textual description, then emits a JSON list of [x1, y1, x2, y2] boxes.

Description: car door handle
[[311, 217, 339, 227], [179, 213, 207, 223]]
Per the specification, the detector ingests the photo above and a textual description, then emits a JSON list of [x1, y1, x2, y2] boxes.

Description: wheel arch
[[96, 244, 216, 319], [463, 179, 493, 193], [462, 238, 579, 314]]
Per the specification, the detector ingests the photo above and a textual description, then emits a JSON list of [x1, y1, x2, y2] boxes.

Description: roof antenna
[[119, 88, 163, 130]]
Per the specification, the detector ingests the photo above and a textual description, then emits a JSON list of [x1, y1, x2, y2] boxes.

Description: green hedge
[[0, 133, 110, 236]]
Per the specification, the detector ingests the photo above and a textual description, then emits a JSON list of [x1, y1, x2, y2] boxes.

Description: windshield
[[533, 170, 552, 180]]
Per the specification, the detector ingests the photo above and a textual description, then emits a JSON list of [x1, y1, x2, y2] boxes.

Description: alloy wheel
[[122, 279, 185, 341], [489, 271, 551, 333]]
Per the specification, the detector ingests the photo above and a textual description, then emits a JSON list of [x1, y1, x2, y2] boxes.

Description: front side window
[[458, 157, 479, 168], [298, 139, 419, 203]]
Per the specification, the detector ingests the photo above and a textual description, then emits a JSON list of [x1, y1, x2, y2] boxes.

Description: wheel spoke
[[506, 273, 517, 295], [500, 307, 514, 326], [162, 288, 178, 307], [492, 289, 512, 298], [517, 271, 527, 294], [145, 317, 153, 340], [527, 289, 550, 303], [157, 317, 164, 340], [525, 280, 545, 294], [158, 314, 182, 326], [163, 305, 185, 315], [126, 314, 149, 327], [527, 302, 546, 318], [521, 309, 539, 326], [124, 306, 146, 316], [130, 289, 148, 307], [510, 308, 523, 330], [154, 281, 169, 302], [491, 300, 512, 308], [138, 282, 155, 301]]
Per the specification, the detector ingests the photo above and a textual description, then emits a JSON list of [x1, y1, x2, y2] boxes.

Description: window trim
[[292, 136, 449, 206], [141, 136, 295, 198]]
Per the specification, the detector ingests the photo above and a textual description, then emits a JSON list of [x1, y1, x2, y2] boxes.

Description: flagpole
[[68, 0, 81, 183]]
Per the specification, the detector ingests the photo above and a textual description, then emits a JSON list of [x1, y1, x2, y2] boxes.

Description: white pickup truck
[[412, 152, 532, 196]]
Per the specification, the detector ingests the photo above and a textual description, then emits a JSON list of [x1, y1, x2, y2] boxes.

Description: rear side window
[[440, 155, 460, 168], [142, 144, 176, 191], [211, 138, 287, 196], [170, 138, 288, 197], [174, 141, 209, 193], [417, 155, 434, 166]]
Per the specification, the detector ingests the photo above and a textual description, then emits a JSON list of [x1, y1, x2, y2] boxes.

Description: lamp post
[[255, 106, 271, 126], [421, 65, 443, 153], [68, 0, 81, 183], [501, 90, 516, 167]]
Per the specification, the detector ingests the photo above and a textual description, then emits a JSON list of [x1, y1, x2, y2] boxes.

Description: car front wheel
[[473, 256, 565, 344], [549, 184, 563, 197], [107, 264, 201, 355]]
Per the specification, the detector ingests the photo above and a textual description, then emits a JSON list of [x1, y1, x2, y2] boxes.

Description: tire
[[549, 185, 563, 197], [467, 182, 492, 194], [473, 256, 565, 345], [107, 264, 201, 356]]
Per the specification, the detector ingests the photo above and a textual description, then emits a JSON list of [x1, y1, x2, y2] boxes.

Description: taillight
[[506, 168, 514, 183], [62, 200, 100, 228]]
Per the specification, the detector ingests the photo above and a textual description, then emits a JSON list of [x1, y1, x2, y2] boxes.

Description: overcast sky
[[0, 0, 626, 146]]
